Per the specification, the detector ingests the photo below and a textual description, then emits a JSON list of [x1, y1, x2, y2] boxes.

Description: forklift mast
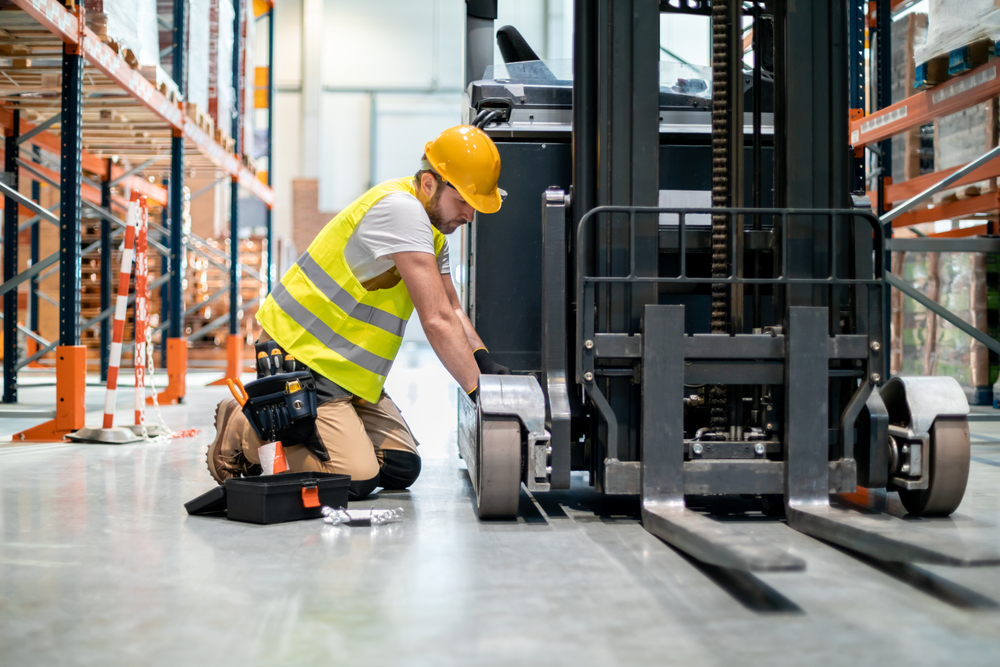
[[458, 0, 993, 572]]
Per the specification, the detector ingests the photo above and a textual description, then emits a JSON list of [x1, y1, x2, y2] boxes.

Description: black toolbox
[[184, 472, 350, 524], [227, 472, 350, 524]]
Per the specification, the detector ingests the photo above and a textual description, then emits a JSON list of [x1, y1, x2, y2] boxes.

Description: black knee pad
[[379, 450, 421, 490], [349, 473, 380, 501]]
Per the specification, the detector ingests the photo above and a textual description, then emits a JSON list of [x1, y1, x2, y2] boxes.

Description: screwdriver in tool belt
[[284, 354, 297, 373], [257, 351, 272, 376], [271, 348, 284, 374]]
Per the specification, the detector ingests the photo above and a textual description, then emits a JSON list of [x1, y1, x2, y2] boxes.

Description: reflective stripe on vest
[[256, 177, 447, 402]]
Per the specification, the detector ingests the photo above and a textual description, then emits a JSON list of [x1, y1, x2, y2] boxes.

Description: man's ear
[[420, 172, 435, 196]]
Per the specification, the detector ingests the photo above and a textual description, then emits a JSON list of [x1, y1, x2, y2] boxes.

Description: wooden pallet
[[186, 103, 215, 139], [214, 127, 236, 153], [241, 154, 258, 175], [915, 39, 994, 90]]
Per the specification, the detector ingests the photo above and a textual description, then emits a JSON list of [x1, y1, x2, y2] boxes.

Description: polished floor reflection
[[2, 344, 1000, 666]]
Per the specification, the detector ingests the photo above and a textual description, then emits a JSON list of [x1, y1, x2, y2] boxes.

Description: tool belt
[[240, 371, 318, 446]]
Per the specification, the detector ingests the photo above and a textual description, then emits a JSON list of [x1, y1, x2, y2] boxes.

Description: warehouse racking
[[0, 0, 275, 440], [856, 0, 1000, 397]]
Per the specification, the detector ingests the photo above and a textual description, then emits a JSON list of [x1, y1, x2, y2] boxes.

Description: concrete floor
[[2, 343, 1000, 666]]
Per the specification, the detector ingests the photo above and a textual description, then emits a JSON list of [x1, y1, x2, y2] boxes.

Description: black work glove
[[467, 387, 478, 404], [474, 348, 512, 375]]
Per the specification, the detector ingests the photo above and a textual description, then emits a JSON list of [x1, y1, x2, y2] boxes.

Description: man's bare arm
[[393, 251, 479, 393], [441, 271, 510, 375], [442, 272, 485, 351]]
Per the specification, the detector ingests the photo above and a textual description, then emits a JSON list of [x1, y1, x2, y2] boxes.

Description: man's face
[[424, 175, 475, 235]]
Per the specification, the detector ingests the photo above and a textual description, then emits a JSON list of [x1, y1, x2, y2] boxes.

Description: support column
[[230, 0, 243, 337], [210, 0, 244, 385], [160, 178, 169, 368], [16, 39, 87, 440], [265, 1, 275, 293], [100, 158, 112, 382], [28, 149, 40, 367], [59, 47, 82, 347], [876, 0, 893, 377], [156, 0, 188, 405], [228, 0, 244, 378], [3, 109, 19, 403], [301, 0, 321, 178], [229, 177, 240, 335]]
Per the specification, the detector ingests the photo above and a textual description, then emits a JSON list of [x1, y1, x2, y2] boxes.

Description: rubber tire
[[476, 416, 522, 519], [898, 418, 970, 517]]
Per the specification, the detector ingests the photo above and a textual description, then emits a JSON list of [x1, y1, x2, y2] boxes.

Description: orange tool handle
[[227, 378, 249, 407]]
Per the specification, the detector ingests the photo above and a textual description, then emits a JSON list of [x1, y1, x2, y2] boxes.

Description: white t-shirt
[[343, 192, 450, 283]]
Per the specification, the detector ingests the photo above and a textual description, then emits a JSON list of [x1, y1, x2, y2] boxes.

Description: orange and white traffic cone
[[259, 440, 289, 475], [273, 441, 288, 473]]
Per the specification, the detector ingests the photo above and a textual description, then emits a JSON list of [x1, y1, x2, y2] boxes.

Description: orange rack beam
[[890, 192, 1000, 229], [869, 159, 1000, 207], [11, 0, 274, 207], [851, 60, 1000, 149]]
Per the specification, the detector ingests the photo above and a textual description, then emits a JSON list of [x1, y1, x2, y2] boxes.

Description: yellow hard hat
[[424, 125, 503, 214]]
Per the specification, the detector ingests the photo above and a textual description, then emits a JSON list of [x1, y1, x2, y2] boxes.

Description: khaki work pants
[[224, 392, 421, 498]]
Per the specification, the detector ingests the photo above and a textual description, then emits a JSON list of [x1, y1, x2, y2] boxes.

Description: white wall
[[374, 93, 463, 183], [271, 2, 716, 259], [494, 0, 548, 64], [314, 0, 465, 211], [272, 0, 304, 262]]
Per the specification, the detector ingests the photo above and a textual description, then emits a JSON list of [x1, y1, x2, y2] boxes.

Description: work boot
[[206, 398, 259, 484]]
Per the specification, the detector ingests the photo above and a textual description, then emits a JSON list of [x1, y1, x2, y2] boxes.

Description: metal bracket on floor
[[150, 338, 187, 405], [207, 334, 246, 386], [12, 346, 86, 442]]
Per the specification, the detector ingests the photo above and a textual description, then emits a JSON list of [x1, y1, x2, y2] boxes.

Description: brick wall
[[937, 104, 989, 170], [291, 178, 337, 264], [891, 13, 928, 183]]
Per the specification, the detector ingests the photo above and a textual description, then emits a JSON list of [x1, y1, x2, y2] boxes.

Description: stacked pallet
[[913, 0, 1000, 89], [84, 0, 160, 69], [208, 0, 236, 147]]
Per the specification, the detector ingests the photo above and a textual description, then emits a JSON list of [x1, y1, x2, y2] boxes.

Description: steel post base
[[65, 427, 144, 445], [129, 424, 172, 439]]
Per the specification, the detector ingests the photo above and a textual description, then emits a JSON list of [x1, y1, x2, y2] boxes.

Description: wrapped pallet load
[[898, 252, 984, 387], [209, 0, 236, 145], [134, 0, 160, 68], [188, 0, 211, 112], [914, 0, 1000, 68], [84, 0, 139, 64]]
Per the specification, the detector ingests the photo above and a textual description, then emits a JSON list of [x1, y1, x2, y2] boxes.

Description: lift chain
[[709, 0, 734, 432]]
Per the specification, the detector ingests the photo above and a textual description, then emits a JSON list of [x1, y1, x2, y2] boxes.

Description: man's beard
[[424, 185, 462, 232], [424, 185, 446, 230]]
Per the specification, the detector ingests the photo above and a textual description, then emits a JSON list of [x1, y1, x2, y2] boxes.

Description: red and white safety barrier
[[133, 196, 149, 426], [102, 193, 140, 429]]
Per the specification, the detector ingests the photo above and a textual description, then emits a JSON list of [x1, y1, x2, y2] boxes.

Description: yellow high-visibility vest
[[256, 177, 446, 402]]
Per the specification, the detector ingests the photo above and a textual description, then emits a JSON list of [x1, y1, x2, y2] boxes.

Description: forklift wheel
[[476, 416, 522, 520], [898, 418, 970, 517]]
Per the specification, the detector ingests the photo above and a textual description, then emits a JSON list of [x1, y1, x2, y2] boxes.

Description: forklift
[[458, 0, 997, 571]]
